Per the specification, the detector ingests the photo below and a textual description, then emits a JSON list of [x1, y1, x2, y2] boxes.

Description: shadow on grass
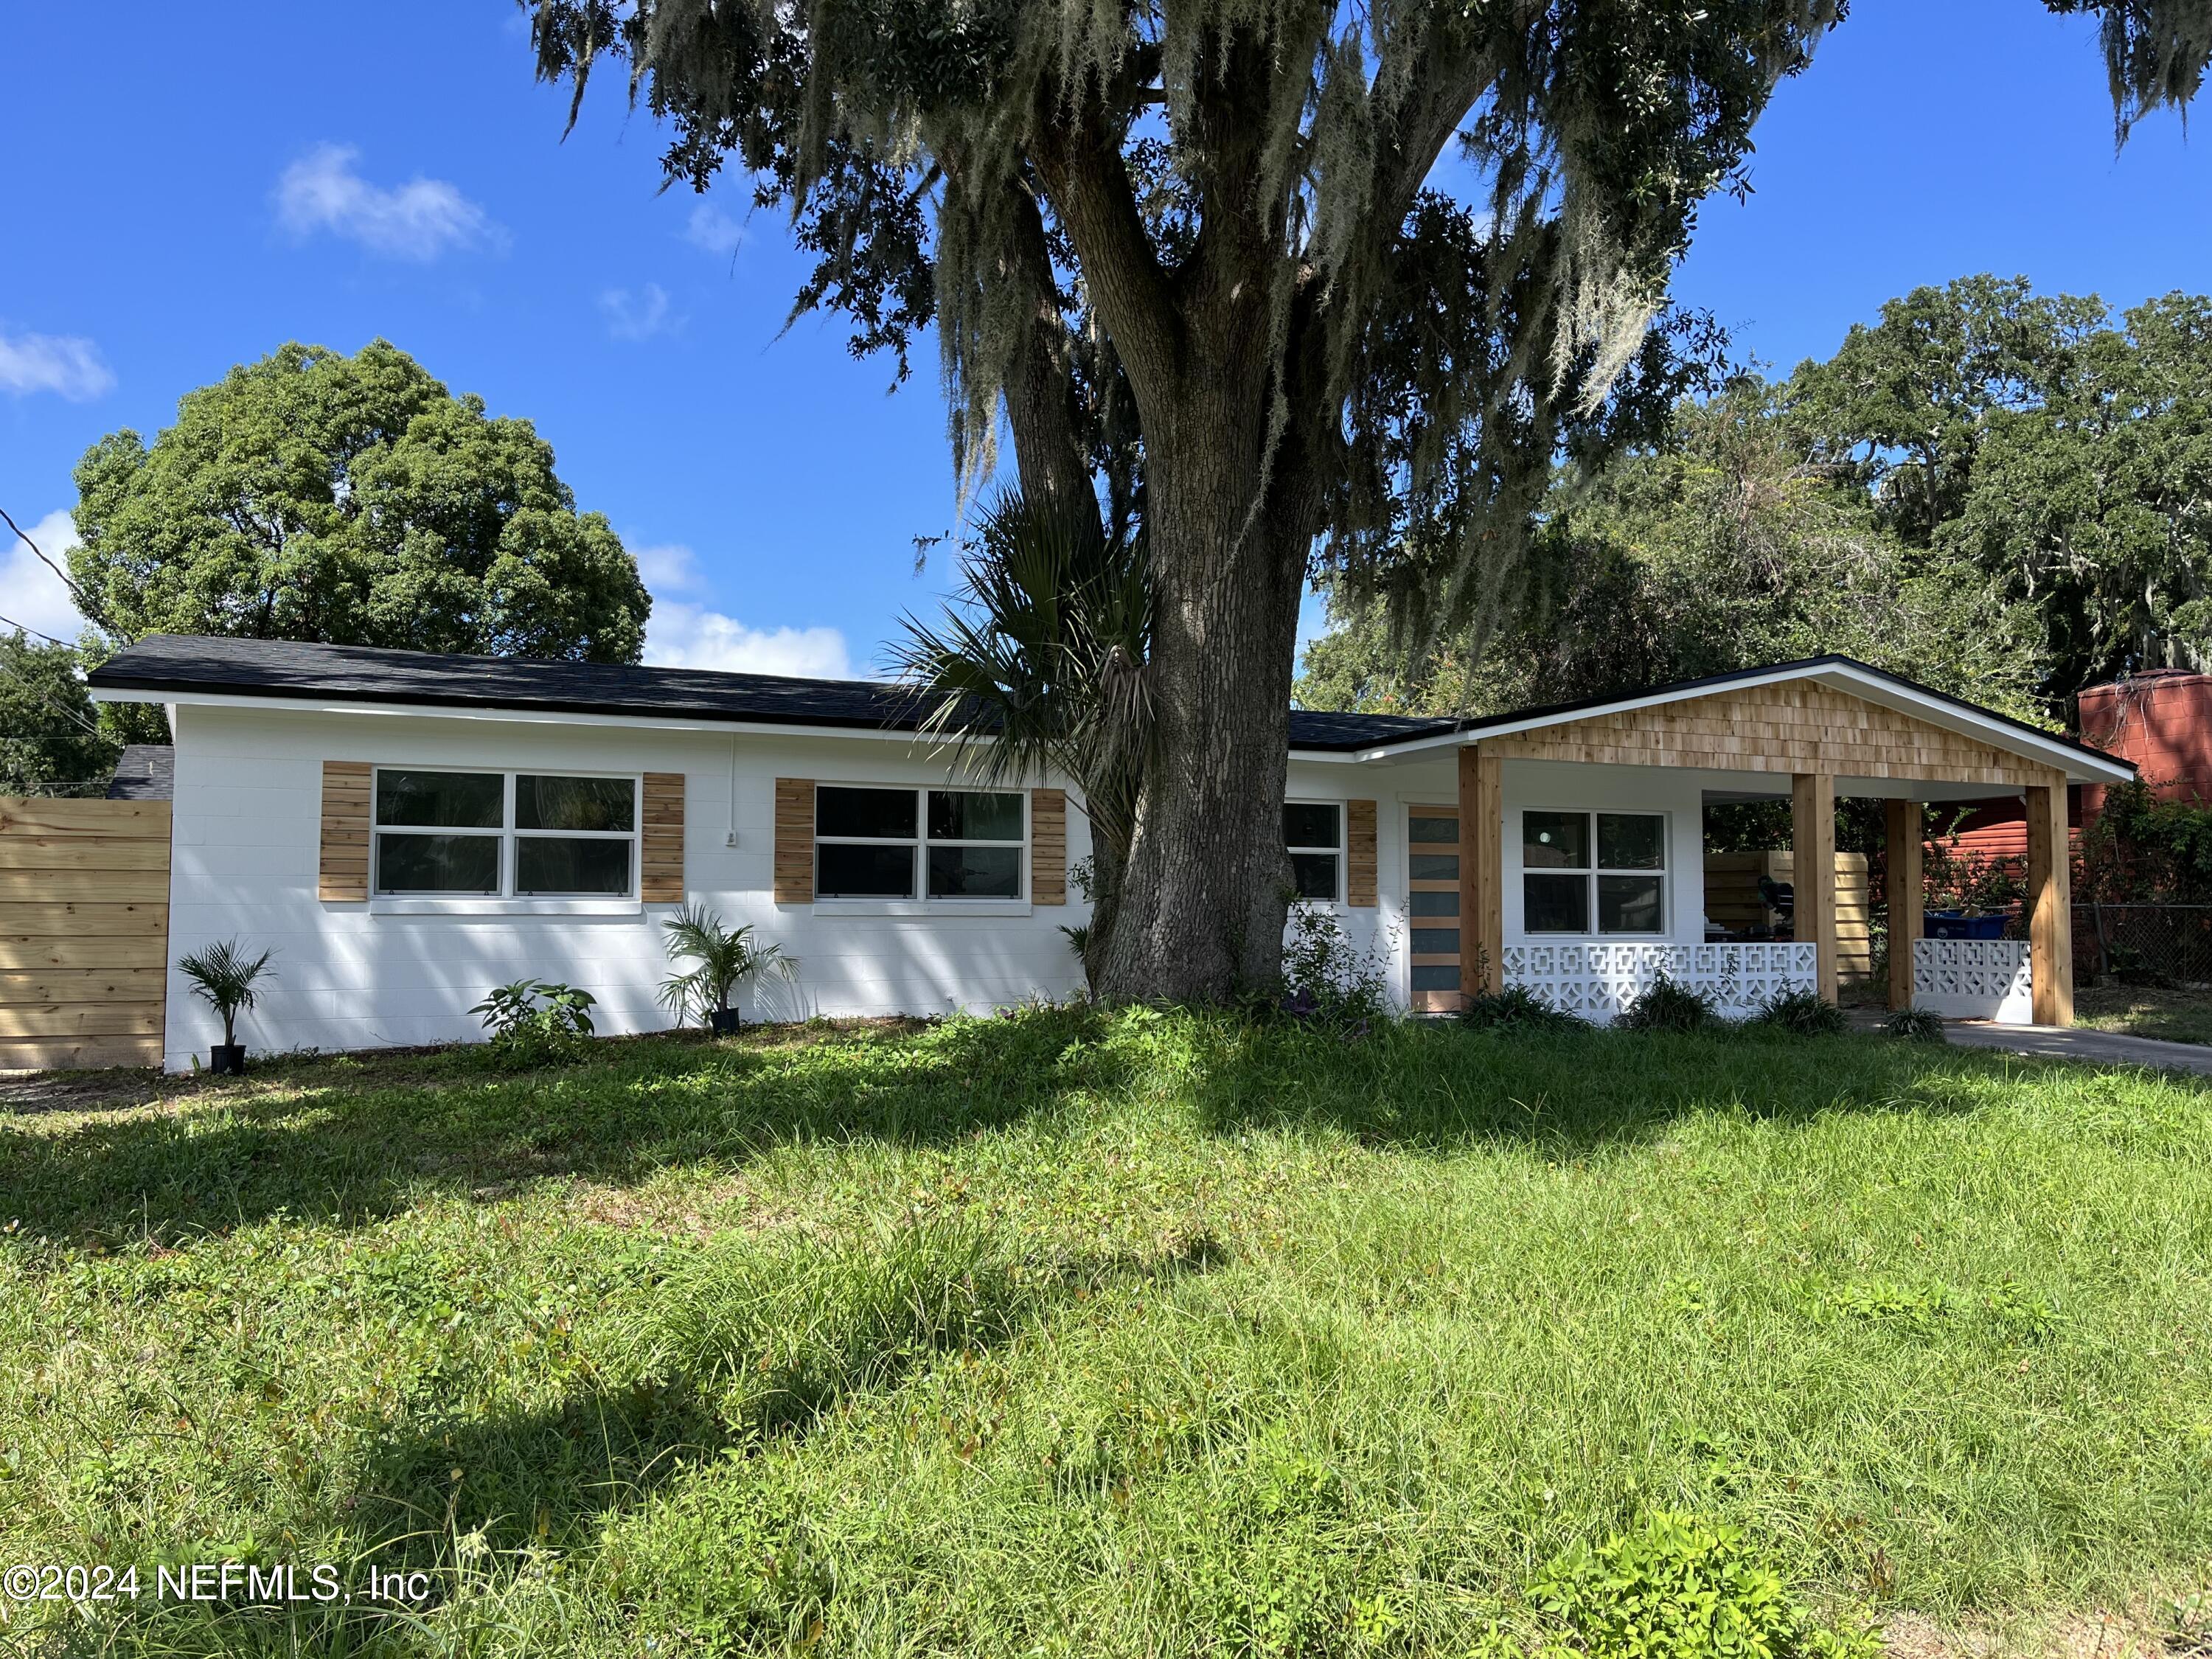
[[85, 1225, 1224, 1657], [1183, 1020, 2199, 1152], [0, 1010, 1126, 1247]]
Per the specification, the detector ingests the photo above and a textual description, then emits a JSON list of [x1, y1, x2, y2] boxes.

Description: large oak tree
[[529, 0, 2208, 1002]]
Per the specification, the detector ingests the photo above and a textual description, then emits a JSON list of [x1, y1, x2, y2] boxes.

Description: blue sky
[[3, 1, 2206, 680]]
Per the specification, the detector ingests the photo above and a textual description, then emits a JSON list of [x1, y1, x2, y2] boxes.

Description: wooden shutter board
[[1032, 787, 1068, 905], [641, 772, 686, 903], [1345, 799, 1377, 907], [319, 761, 372, 902], [774, 779, 814, 903]]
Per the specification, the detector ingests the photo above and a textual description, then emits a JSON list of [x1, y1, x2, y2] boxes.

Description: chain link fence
[[2075, 902, 2212, 989]]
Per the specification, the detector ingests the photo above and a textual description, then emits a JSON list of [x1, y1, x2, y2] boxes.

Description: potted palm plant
[[658, 903, 795, 1034], [176, 939, 276, 1075]]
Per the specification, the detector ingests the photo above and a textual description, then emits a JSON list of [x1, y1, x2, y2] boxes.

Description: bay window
[[815, 786, 1026, 900], [374, 769, 637, 898], [1522, 810, 1666, 936]]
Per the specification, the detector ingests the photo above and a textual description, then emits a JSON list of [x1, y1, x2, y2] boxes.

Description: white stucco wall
[[162, 703, 1107, 1069], [160, 704, 1754, 1063]]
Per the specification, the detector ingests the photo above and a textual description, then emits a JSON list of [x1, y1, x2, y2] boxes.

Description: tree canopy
[[1790, 276, 2212, 700], [1297, 382, 2047, 723], [69, 340, 650, 663], [527, 0, 2208, 1001], [0, 630, 118, 797]]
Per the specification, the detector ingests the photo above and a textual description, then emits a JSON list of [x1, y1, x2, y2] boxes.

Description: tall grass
[[1, 1008, 2208, 1656]]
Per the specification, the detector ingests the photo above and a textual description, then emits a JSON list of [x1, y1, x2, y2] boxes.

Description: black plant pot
[[209, 1043, 246, 1076], [707, 1009, 742, 1037]]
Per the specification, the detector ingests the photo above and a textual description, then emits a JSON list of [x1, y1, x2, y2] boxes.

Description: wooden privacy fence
[[1704, 851, 1874, 983], [0, 797, 171, 1070]]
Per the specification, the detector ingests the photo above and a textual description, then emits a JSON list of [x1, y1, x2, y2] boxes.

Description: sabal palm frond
[[658, 902, 794, 1023], [888, 491, 1153, 966]]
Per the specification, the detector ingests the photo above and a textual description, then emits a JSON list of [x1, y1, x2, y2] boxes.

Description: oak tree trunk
[[1091, 375, 1317, 1004]]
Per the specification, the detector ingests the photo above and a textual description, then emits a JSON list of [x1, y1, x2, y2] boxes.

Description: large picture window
[[374, 769, 637, 898], [814, 787, 1026, 900], [1284, 801, 1342, 901], [1522, 810, 1666, 936]]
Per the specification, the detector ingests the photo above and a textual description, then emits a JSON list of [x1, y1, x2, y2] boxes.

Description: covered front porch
[[1360, 662, 2132, 1026]]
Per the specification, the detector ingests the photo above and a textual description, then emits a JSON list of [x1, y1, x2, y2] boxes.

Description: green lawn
[[3, 1012, 2210, 1657], [2075, 983, 2212, 1046]]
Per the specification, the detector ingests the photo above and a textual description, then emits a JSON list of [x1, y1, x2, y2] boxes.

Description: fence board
[[0, 1034, 162, 1071], [0, 969, 166, 1006], [0, 837, 173, 871], [0, 936, 170, 971], [0, 1003, 162, 1038], [0, 797, 170, 1071]]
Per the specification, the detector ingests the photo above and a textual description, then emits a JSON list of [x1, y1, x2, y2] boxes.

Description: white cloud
[[599, 282, 678, 342], [274, 143, 499, 261], [647, 602, 855, 681], [685, 204, 744, 257], [630, 539, 704, 595], [0, 509, 90, 644], [0, 332, 114, 401]]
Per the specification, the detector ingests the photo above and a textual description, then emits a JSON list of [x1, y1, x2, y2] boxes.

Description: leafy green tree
[[528, 0, 2205, 1001], [0, 631, 119, 796], [1787, 276, 2212, 703], [1298, 388, 2048, 723], [69, 340, 650, 662]]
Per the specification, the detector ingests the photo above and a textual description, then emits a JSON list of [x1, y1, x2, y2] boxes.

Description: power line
[[0, 610, 79, 650], [0, 501, 103, 630]]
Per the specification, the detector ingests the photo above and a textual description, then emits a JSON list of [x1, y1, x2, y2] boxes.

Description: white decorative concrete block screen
[[1502, 943, 1818, 1023], [1913, 938, 2032, 1024]]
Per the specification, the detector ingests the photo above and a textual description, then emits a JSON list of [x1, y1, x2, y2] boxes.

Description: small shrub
[[1883, 1006, 1947, 1043], [657, 902, 794, 1026], [1750, 989, 1848, 1035], [175, 938, 276, 1050], [470, 978, 597, 1065], [1616, 974, 1716, 1034], [1276, 905, 1391, 1035], [1531, 1509, 1879, 1659], [1458, 984, 1584, 1034]]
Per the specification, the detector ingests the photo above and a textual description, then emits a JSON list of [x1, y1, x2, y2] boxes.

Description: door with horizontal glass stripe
[[1407, 805, 1461, 1012]]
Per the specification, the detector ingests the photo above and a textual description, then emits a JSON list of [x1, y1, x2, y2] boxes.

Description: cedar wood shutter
[[641, 773, 685, 902], [319, 762, 372, 901], [1031, 788, 1067, 904], [774, 778, 813, 902], [1346, 799, 1377, 907]]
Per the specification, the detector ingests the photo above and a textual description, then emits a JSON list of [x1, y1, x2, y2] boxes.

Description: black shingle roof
[[86, 636, 1454, 753], [104, 745, 174, 801]]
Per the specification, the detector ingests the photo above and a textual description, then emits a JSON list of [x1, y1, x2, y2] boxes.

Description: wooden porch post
[[2026, 775, 2074, 1026], [1458, 745, 1504, 998], [1792, 773, 1838, 1004], [1883, 798, 1923, 1012]]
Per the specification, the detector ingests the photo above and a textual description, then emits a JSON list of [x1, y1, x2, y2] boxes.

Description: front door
[[1408, 804, 1462, 1012]]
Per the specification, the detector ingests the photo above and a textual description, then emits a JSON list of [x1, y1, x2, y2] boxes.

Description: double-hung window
[[1522, 810, 1666, 936], [1284, 802, 1342, 901], [814, 786, 1026, 900], [373, 769, 638, 898]]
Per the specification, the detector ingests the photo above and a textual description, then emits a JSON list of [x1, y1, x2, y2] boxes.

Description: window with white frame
[[1521, 810, 1666, 935], [813, 786, 1026, 900], [373, 769, 638, 897], [1284, 801, 1342, 901]]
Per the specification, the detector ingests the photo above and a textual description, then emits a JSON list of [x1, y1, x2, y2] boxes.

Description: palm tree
[[888, 490, 1151, 986], [658, 903, 796, 1030], [176, 938, 276, 1066]]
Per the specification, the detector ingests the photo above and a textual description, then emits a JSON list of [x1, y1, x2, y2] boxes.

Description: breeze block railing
[[1912, 938, 2031, 1023], [1501, 942, 1818, 1024]]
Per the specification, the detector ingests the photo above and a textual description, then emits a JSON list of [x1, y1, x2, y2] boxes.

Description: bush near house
[[3, 1010, 2211, 1656]]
